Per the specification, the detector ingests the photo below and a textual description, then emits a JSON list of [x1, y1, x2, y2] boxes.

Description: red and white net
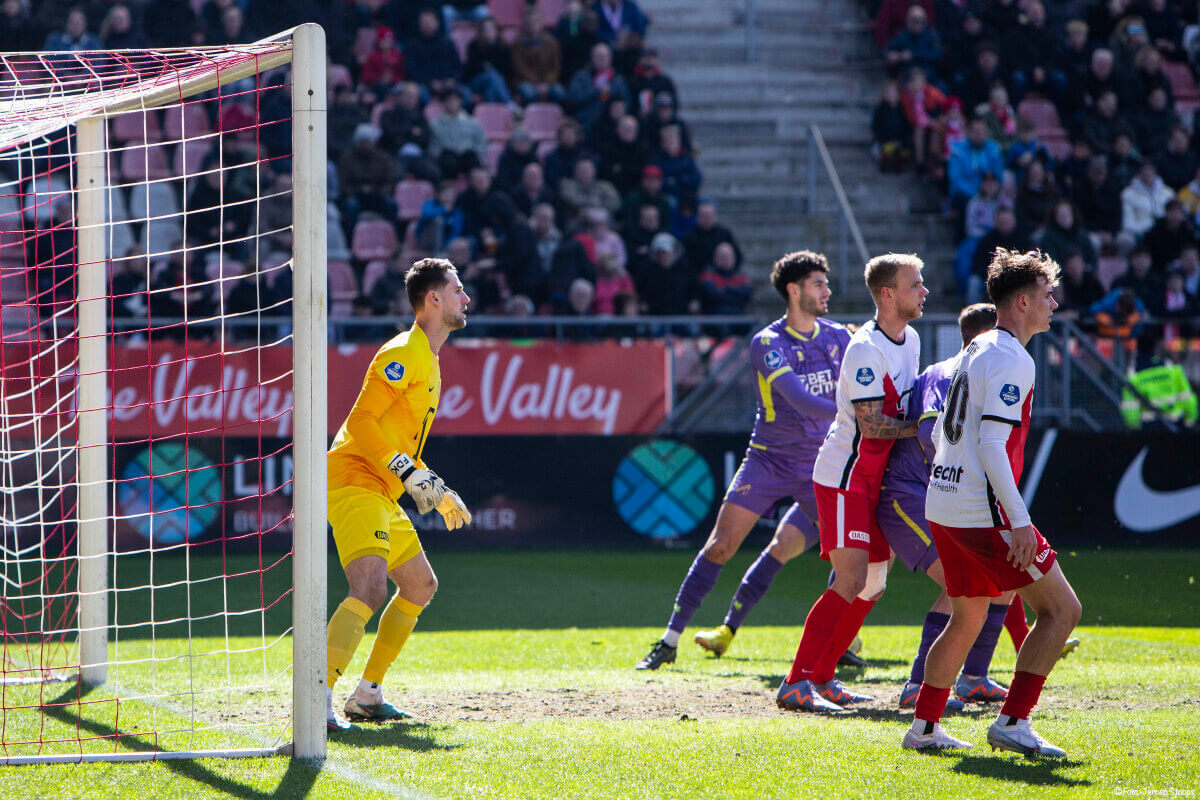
[[0, 40, 302, 761]]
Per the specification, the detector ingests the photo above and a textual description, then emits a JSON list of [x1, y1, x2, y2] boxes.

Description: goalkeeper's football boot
[[635, 640, 677, 670], [344, 684, 414, 722], [776, 679, 844, 713], [693, 624, 734, 657], [898, 681, 965, 712], [813, 679, 874, 705], [955, 674, 1009, 704], [986, 716, 1067, 758], [326, 688, 360, 732], [1060, 636, 1081, 659], [902, 721, 973, 751]]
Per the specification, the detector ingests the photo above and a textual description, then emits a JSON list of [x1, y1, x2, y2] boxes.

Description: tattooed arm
[[853, 399, 918, 439]]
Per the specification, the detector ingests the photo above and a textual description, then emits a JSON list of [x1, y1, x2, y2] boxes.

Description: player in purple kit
[[636, 251, 852, 670], [877, 303, 1014, 709]]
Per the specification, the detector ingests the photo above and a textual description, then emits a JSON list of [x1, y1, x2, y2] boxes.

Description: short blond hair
[[864, 253, 923, 301]]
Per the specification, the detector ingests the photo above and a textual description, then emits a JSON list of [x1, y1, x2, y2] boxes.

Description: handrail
[[807, 124, 870, 295]]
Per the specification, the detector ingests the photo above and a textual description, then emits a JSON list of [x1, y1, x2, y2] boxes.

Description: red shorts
[[929, 521, 1058, 597], [814, 483, 891, 562]]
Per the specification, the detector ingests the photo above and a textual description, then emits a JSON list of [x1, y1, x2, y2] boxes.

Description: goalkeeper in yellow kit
[[325, 257, 473, 730]]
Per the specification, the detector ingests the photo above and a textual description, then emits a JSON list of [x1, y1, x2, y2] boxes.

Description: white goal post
[[0, 24, 327, 763]]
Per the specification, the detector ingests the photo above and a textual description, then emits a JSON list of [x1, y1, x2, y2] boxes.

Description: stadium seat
[[482, 140, 503, 175], [361, 259, 390, 295], [424, 100, 445, 124], [351, 218, 398, 261], [164, 103, 212, 140], [394, 179, 434, 222], [205, 254, 246, 300], [328, 258, 358, 317], [120, 142, 174, 183], [523, 102, 563, 142], [1041, 132, 1072, 162], [111, 110, 163, 144], [1, 305, 35, 342], [172, 140, 214, 183], [536, 139, 556, 161], [450, 23, 476, 63], [129, 182, 181, 220], [537, 0, 565, 23], [474, 102, 514, 142], [1097, 255, 1127, 290], [1016, 97, 1062, 132], [489, 0, 526, 28], [1164, 62, 1200, 102], [21, 174, 71, 225], [140, 214, 183, 258], [351, 27, 376, 65], [0, 191, 21, 231], [327, 63, 353, 95]]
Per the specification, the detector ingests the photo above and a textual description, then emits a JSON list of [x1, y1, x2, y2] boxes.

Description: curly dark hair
[[769, 250, 828, 300]]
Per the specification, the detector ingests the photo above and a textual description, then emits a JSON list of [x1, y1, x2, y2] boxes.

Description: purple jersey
[[882, 355, 958, 492], [747, 317, 850, 452]]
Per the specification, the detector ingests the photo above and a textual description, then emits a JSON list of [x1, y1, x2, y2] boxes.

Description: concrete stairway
[[642, 0, 958, 314]]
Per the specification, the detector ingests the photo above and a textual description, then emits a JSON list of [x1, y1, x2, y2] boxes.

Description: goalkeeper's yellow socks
[[362, 594, 423, 685], [327, 597, 373, 688]]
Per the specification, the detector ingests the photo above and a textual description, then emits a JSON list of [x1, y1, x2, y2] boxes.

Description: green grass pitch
[[0, 546, 1197, 799]]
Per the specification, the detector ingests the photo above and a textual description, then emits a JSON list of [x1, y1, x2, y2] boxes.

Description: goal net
[[0, 26, 327, 763]]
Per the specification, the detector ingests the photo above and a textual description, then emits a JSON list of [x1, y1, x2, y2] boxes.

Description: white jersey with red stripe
[[926, 327, 1035, 527], [812, 319, 921, 495]]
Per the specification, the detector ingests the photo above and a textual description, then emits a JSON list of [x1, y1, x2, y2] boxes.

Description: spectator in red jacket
[[360, 26, 405, 94]]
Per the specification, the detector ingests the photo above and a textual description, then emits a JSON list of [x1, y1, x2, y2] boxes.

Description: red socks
[[785, 590, 850, 684], [1006, 597, 1030, 651], [1000, 670, 1047, 720], [914, 684, 951, 724], [812, 597, 875, 684]]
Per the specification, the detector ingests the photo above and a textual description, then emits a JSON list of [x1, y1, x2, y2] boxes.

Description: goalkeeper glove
[[436, 487, 472, 531], [387, 452, 444, 515], [429, 473, 472, 530]]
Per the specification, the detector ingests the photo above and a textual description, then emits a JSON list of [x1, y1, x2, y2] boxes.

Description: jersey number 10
[[942, 372, 969, 445]]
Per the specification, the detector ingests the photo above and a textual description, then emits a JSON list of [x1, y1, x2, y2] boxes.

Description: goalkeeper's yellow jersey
[[328, 323, 441, 499]]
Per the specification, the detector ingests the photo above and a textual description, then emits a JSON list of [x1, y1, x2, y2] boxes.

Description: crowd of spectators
[[869, 0, 1200, 364], [7, 0, 751, 325]]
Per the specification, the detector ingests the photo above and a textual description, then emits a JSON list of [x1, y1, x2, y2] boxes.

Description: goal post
[[0, 24, 327, 764]]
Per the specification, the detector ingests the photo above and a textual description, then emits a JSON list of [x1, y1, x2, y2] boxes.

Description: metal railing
[[806, 123, 871, 296]]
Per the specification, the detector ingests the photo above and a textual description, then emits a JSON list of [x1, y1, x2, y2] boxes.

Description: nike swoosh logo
[[1113, 447, 1200, 532]]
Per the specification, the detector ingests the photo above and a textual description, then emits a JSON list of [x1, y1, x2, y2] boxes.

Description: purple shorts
[[876, 486, 940, 574], [723, 446, 820, 551]]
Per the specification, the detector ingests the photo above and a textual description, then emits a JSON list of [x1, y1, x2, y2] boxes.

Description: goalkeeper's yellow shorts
[[328, 485, 423, 572]]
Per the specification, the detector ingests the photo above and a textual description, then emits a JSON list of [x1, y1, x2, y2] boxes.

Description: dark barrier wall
[[95, 431, 1200, 552]]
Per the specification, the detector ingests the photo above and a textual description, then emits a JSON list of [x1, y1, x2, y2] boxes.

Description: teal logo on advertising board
[[117, 443, 222, 544], [612, 440, 714, 539]]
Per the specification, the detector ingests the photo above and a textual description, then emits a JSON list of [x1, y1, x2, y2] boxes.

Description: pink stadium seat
[[164, 103, 212, 140], [1164, 62, 1200, 101], [424, 100, 445, 124], [536, 139, 556, 161], [485, 141, 505, 174], [172, 140, 214, 180], [120, 142, 173, 182], [450, 24, 476, 63], [351, 219, 398, 262], [536, 0, 565, 24], [361, 259, 390, 295], [352, 27, 376, 65], [327, 63, 353, 94], [328, 259, 359, 317], [394, 179, 434, 221], [1097, 255, 1127, 290], [523, 102, 563, 142], [489, 0, 526, 28], [474, 102, 514, 142], [1042, 133, 1072, 162], [501, 26, 519, 44], [111, 111, 163, 144], [1016, 97, 1062, 132]]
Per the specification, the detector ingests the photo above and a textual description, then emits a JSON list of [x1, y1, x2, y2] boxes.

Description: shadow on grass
[[332, 721, 460, 753], [949, 753, 1091, 787], [39, 685, 319, 800]]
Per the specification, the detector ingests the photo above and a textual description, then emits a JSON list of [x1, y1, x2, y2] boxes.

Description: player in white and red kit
[[902, 249, 1081, 756], [777, 254, 927, 713]]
